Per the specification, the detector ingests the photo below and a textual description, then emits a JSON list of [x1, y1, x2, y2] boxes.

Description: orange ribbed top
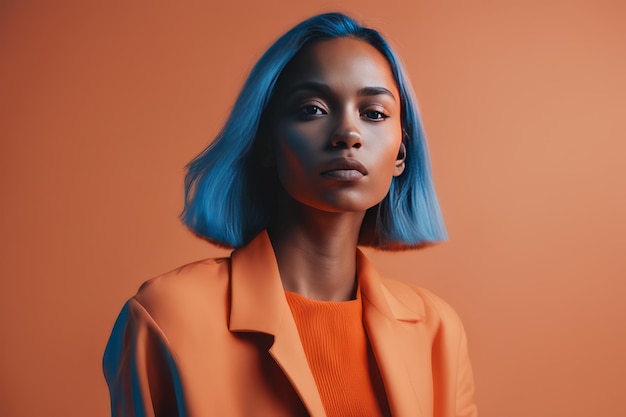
[[285, 290, 390, 417]]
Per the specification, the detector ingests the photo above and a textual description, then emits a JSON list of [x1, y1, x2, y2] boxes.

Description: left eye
[[362, 110, 388, 120]]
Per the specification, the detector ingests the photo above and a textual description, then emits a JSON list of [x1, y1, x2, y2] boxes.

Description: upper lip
[[320, 157, 368, 175]]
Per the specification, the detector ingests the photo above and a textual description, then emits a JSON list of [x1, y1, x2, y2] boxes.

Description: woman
[[103, 12, 477, 417]]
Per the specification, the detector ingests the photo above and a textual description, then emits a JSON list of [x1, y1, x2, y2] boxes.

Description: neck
[[267, 197, 366, 302]]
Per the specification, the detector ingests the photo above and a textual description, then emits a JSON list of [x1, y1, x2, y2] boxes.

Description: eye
[[298, 104, 327, 117], [362, 109, 389, 121]]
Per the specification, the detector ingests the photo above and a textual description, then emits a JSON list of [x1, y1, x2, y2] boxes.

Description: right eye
[[298, 104, 327, 117]]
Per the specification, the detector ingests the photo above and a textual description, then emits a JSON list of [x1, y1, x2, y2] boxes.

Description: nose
[[331, 114, 362, 149]]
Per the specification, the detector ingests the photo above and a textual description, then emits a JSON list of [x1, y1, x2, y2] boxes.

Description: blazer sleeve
[[102, 298, 186, 417], [455, 319, 478, 417], [417, 287, 477, 417]]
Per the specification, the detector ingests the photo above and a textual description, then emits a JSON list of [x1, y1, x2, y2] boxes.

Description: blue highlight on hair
[[182, 12, 448, 250]]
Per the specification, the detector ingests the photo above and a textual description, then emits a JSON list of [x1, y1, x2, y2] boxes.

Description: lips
[[320, 157, 368, 181]]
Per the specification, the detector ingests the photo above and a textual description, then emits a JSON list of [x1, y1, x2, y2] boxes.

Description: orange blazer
[[103, 231, 477, 417]]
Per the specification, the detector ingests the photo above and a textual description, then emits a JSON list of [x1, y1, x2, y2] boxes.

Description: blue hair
[[182, 12, 447, 249]]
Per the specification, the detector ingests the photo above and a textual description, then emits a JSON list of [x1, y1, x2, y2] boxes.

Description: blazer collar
[[356, 249, 425, 323], [229, 231, 326, 417], [357, 250, 430, 417], [229, 231, 429, 417]]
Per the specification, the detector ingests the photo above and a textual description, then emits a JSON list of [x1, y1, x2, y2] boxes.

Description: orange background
[[1, 1, 625, 416]]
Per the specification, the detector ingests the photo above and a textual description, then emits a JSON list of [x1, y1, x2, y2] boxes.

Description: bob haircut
[[182, 12, 447, 250]]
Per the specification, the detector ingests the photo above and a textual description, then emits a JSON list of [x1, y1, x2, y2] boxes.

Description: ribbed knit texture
[[285, 290, 390, 417]]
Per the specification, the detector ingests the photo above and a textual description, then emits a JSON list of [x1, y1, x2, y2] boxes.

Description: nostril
[[331, 130, 361, 149]]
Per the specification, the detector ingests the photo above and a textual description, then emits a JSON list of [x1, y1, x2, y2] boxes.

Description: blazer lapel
[[358, 250, 433, 417], [228, 232, 326, 417]]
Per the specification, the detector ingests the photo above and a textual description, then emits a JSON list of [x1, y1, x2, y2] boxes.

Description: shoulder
[[133, 256, 232, 325], [380, 277, 466, 334], [136, 257, 230, 296]]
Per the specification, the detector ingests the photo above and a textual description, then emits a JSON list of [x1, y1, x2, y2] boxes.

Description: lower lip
[[321, 169, 365, 181]]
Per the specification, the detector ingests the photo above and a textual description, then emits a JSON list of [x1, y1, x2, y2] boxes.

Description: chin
[[306, 196, 386, 215], [281, 183, 389, 215]]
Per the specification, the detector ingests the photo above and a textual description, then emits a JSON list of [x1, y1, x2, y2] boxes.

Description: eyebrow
[[357, 86, 396, 101], [288, 81, 397, 101]]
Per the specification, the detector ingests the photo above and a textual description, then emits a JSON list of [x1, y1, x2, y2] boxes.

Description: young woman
[[103, 12, 477, 417]]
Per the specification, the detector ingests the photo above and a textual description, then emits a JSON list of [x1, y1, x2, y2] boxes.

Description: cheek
[[370, 130, 402, 170], [273, 127, 317, 183]]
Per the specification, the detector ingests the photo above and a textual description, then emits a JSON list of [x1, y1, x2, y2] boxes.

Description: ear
[[393, 140, 406, 177]]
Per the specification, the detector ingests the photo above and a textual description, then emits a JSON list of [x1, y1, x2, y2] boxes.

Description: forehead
[[276, 37, 399, 95]]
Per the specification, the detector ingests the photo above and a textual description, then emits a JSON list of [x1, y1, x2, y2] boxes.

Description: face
[[267, 37, 405, 214]]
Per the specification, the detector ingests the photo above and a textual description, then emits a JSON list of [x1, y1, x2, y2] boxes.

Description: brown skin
[[265, 37, 405, 301]]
